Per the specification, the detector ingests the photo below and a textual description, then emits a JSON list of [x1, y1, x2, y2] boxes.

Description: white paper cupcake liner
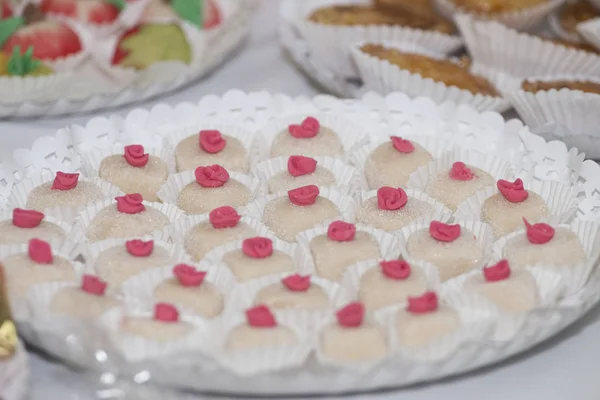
[[339, 258, 442, 312], [296, 221, 403, 280], [383, 290, 495, 362], [577, 17, 600, 51], [0, 208, 74, 246], [119, 264, 238, 317], [406, 148, 518, 195], [43, 0, 149, 38], [357, 189, 454, 226], [295, 0, 463, 78], [93, 19, 206, 84], [252, 155, 363, 195], [79, 145, 176, 177], [490, 219, 600, 295], [98, 305, 214, 364], [243, 187, 357, 236], [351, 135, 459, 189], [7, 174, 124, 224], [200, 236, 308, 279], [0, 340, 28, 400], [456, 14, 600, 78], [80, 236, 191, 270], [226, 273, 349, 332], [210, 311, 314, 376], [156, 169, 265, 209], [351, 41, 512, 113], [0, 240, 87, 322], [0, 72, 73, 104], [441, 266, 565, 340], [436, 0, 566, 30], [258, 113, 370, 161], [164, 121, 262, 173], [505, 75, 600, 148], [454, 180, 579, 228], [397, 219, 495, 277], [548, 4, 583, 43], [69, 198, 184, 243], [166, 214, 276, 250]]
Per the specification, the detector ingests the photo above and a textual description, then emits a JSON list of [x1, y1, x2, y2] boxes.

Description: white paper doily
[[6, 90, 600, 396]]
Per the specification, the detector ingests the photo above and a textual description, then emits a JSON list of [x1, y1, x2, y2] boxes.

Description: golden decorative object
[[0, 264, 17, 359]]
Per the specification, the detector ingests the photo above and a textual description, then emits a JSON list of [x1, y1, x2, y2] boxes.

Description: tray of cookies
[[1, 90, 600, 396]]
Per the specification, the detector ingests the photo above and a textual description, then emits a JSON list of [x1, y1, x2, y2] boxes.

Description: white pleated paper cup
[[386, 291, 495, 362], [441, 266, 565, 340], [339, 258, 442, 310], [258, 113, 370, 160], [356, 189, 454, 227], [505, 76, 600, 139], [548, 5, 582, 43], [351, 135, 459, 190], [7, 173, 124, 224], [156, 169, 265, 209], [227, 273, 349, 323], [166, 213, 275, 250], [119, 264, 237, 317], [490, 219, 600, 295], [98, 306, 214, 364], [406, 148, 518, 204], [455, 180, 579, 227], [211, 311, 314, 376], [200, 237, 308, 281], [438, 0, 566, 30], [577, 18, 600, 51], [79, 145, 176, 177], [252, 155, 363, 195], [243, 187, 357, 231], [351, 42, 510, 113], [164, 121, 262, 173], [0, 72, 73, 104], [69, 198, 184, 243], [295, 222, 403, 280], [80, 236, 190, 269], [456, 14, 600, 78], [397, 220, 495, 276], [295, 2, 463, 78], [0, 208, 74, 247]]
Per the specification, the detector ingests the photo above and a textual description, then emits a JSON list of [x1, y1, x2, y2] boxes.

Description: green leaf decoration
[[0, 17, 24, 49], [105, 0, 126, 11], [172, 0, 203, 28], [7, 46, 42, 76]]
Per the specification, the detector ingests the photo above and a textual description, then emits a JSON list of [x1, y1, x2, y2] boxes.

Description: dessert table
[[3, 1, 600, 399]]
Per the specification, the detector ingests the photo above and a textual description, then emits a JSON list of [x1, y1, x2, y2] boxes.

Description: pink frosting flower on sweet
[[199, 130, 226, 154], [116, 194, 146, 214], [380, 260, 411, 280], [288, 117, 320, 138], [407, 292, 438, 314], [449, 162, 474, 181], [523, 218, 555, 244], [429, 221, 461, 242], [209, 206, 240, 229], [195, 165, 230, 188], [483, 260, 511, 282], [287, 155, 317, 177], [327, 221, 356, 242], [336, 302, 364, 328], [173, 264, 206, 287], [154, 303, 179, 323], [391, 136, 415, 153], [52, 172, 79, 190], [246, 305, 277, 327], [81, 275, 107, 296], [242, 237, 273, 259], [12, 208, 44, 228], [28, 238, 53, 264], [124, 145, 149, 167], [377, 187, 408, 210], [126, 239, 154, 257], [282, 274, 311, 292], [497, 178, 529, 203], [288, 185, 319, 206]]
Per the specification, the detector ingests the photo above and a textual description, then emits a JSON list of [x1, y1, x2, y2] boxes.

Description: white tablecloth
[[5, 1, 600, 399]]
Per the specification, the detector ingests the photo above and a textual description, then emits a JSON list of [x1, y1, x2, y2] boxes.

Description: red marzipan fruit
[[2, 20, 82, 60], [204, 0, 221, 29], [1, 0, 13, 18], [40, 0, 120, 24]]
